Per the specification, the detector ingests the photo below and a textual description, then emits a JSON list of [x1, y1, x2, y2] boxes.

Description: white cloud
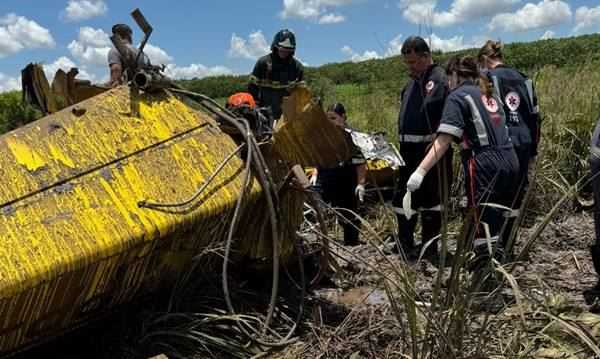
[[318, 13, 346, 24], [143, 43, 173, 65], [164, 64, 233, 80], [65, 26, 231, 82], [428, 33, 471, 52], [573, 6, 600, 33], [399, 0, 518, 27], [228, 31, 270, 59], [341, 45, 381, 62], [280, 0, 356, 23], [540, 30, 555, 39], [489, 0, 572, 33], [0, 73, 20, 93], [44, 56, 95, 82], [342, 34, 408, 62], [385, 34, 403, 57], [68, 27, 173, 68], [398, 0, 436, 26], [433, 0, 519, 27], [0, 14, 55, 57], [64, 0, 108, 22], [68, 27, 111, 67]]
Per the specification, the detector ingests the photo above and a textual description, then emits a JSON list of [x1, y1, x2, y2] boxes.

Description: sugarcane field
[[1, 2, 600, 358]]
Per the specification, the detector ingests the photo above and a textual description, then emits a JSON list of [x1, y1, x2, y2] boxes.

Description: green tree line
[[1, 33, 600, 132]]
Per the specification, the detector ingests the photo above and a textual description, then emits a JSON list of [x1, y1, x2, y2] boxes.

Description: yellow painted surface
[[0, 86, 275, 354]]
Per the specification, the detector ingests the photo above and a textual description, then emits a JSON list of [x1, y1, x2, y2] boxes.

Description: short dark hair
[[112, 24, 132, 37], [328, 102, 346, 116], [401, 36, 431, 56]]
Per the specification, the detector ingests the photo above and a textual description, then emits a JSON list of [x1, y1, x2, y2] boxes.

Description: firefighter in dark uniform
[[406, 55, 519, 267], [313, 103, 367, 246], [478, 41, 541, 249], [585, 117, 600, 303], [392, 36, 452, 260], [248, 29, 304, 120]]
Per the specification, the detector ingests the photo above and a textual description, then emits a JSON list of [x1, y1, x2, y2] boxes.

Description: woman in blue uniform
[[314, 103, 367, 246], [478, 41, 541, 254], [405, 55, 519, 265]]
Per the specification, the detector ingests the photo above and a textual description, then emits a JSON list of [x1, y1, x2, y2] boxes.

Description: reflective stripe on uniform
[[464, 95, 489, 146], [249, 75, 304, 90], [438, 124, 463, 138], [391, 205, 443, 214], [592, 146, 600, 159], [473, 236, 499, 248], [400, 134, 435, 143], [525, 79, 538, 114], [491, 76, 503, 105]]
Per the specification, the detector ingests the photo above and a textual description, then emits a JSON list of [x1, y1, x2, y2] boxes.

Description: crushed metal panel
[[273, 87, 351, 168], [0, 86, 269, 354]]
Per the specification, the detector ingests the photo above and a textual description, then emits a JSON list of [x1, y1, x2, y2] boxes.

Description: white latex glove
[[402, 191, 416, 220], [355, 184, 365, 203], [309, 170, 318, 186], [406, 167, 426, 192]]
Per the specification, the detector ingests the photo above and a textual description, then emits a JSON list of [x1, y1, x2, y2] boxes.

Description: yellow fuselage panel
[[0, 86, 261, 353]]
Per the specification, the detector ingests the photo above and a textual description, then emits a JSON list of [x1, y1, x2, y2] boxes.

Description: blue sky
[[1, 0, 599, 92]]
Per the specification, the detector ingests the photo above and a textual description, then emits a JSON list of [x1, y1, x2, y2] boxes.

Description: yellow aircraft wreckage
[[0, 9, 404, 356], [0, 11, 357, 355], [0, 80, 353, 355]]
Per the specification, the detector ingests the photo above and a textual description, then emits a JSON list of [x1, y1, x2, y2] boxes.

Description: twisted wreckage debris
[[0, 58, 402, 354]]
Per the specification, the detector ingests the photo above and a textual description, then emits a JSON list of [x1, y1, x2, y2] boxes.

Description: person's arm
[[356, 163, 367, 185], [354, 163, 368, 202], [423, 68, 449, 130], [406, 134, 453, 192], [420, 134, 453, 173], [110, 63, 123, 87], [108, 49, 123, 88], [248, 59, 264, 103]]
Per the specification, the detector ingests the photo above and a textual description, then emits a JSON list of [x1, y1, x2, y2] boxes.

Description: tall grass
[[283, 62, 600, 358]]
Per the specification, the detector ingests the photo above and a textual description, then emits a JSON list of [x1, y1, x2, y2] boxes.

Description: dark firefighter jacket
[[248, 53, 304, 119]]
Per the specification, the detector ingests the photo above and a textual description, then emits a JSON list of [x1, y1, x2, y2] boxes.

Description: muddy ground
[[7, 210, 600, 359], [271, 210, 600, 358]]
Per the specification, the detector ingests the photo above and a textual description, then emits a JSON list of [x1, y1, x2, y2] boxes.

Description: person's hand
[[406, 167, 426, 192], [309, 169, 318, 186], [355, 184, 365, 203]]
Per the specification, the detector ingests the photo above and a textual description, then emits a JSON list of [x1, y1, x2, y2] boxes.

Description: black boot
[[421, 211, 442, 265], [392, 214, 419, 260]]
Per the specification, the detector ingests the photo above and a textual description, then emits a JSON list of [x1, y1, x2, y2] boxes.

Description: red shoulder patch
[[482, 95, 499, 113]]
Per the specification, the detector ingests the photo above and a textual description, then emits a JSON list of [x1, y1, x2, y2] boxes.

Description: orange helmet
[[226, 92, 256, 109]]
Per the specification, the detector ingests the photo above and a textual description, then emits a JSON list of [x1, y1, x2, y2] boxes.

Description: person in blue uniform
[[478, 41, 541, 250], [405, 55, 519, 267], [392, 36, 453, 261]]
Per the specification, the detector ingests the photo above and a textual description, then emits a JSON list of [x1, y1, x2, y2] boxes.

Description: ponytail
[[479, 74, 493, 98], [446, 55, 493, 97], [478, 40, 504, 65]]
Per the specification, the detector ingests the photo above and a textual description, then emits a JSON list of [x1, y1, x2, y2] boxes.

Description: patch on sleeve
[[505, 92, 521, 112], [482, 95, 499, 113], [425, 80, 435, 95]]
